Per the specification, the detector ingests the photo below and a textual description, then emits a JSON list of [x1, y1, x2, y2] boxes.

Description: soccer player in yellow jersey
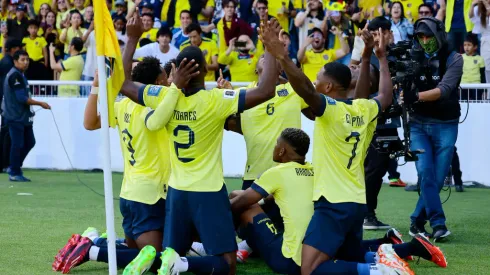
[[260, 21, 410, 274], [119, 16, 280, 275]]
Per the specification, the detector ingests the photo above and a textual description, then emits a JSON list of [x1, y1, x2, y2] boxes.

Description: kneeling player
[[52, 57, 185, 274]]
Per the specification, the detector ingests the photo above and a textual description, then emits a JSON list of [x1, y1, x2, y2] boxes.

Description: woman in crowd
[[472, 0, 490, 83], [388, 1, 413, 43], [323, 9, 354, 65], [60, 10, 86, 59], [52, 0, 70, 30], [295, 0, 324, 50], [36, 3, 52, 31]]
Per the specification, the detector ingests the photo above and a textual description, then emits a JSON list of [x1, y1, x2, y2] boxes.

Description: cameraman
[[404, 18, 463, 242]]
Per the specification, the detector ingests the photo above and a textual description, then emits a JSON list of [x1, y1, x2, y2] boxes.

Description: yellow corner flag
[[94, 0, 125, 128]]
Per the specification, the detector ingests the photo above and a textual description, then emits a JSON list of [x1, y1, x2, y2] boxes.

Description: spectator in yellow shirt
[[139, 13, 158, 46], [49, 37, 84, 96], [60, 10, 87, 58], [461, 34, 486, 100], [180, 23, 219, 81], [23, 20, 49, 83], [298, 27, 349, 82], [218, 34, 259, 82]]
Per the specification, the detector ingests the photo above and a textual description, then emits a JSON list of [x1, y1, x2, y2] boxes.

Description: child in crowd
[[23, 19, 49, 88], [461, 34, 486, 100]]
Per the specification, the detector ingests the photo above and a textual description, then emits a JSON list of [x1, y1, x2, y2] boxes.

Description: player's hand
[[126, 9, 144, 39], [259, 19, 287, 59], [374, 27, 387, 58], [40, 102, 51, 109], [172, 58, 200, 89], [217, 69, 232, 89], [359, 25, 374, 58]]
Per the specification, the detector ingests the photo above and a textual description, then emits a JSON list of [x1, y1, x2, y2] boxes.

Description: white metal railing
[[28, 81, 490, 102]]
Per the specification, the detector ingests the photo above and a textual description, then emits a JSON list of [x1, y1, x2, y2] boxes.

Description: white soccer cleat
[[376, 244, 414, 275], [158, 248, 183, 275]]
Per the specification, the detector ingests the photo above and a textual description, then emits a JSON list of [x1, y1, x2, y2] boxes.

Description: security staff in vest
[[403, 17, 462, 242], [1, 50, 51, 182], [0, 38, 24, 172]]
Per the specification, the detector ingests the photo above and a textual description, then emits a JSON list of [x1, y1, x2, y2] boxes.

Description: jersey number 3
[[174, 125, 195, 163], [122, 129, 136, 166], [345, 132, 360, 169]]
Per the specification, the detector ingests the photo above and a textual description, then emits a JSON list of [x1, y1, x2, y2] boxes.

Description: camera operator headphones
[[413, 17, 447, 41]]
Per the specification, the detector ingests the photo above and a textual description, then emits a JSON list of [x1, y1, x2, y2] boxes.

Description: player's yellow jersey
[[254, 161, 314, 266], [313, 95, 380, 204], [241, 82, 308, 180], [139, 85, 246, 192], [114, 98, 170, 204]]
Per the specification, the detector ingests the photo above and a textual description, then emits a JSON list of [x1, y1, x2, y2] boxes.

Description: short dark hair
[[180, 9, 191, 17], [131, 56, 163, 84], [280, 128, 310, 157], [27, 19, 40, 27], [13, 50, 29, 61], [70, 37, 84, 52], [141, 13, 154, 21], [176, 46, 204, 73], [368, 16, 391, 31], [323, 62, 352, 90], [465, 33, 478, 46], [256, 0, 268, 6], [418, 3, 435, 15], [185, 22, 202, 34], [222, 0, 236, 8], [163, 59, 175, 77], [157, 26, 172, 39], [70, 9, 83, 20], [139, 38, 152, 47]]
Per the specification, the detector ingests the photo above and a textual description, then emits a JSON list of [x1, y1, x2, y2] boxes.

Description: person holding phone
[[218, 34, 259, 82]]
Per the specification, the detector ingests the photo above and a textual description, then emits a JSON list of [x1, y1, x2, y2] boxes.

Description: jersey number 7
[[345, 131, 360, 169]]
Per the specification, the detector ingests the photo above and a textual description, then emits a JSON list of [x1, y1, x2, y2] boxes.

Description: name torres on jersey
[[173, 110, 197, 121]]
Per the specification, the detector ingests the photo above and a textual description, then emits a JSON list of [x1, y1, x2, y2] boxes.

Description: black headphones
[[413, 17, 446, 40]]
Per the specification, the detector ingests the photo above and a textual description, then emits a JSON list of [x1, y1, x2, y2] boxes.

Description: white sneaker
[[158, 248, 183, 275]]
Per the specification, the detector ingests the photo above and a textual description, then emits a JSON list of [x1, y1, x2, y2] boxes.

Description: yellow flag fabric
[[94, 0, 125, 128]]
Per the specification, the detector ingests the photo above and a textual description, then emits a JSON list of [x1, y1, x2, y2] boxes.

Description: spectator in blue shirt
[[387, 1, 414, 43], [171, 10, 192, 48]]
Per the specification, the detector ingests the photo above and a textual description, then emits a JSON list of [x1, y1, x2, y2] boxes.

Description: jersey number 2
[[345, 131, 360, 169], [121, 129, 136, 166], [174, 125, 195, 163]]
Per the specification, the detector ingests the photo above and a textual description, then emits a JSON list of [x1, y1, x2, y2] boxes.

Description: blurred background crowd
[[0, 0, 488, 97]]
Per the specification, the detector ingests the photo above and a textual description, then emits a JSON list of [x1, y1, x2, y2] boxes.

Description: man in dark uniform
[[2, 50, 51, 181], [0, 38, 24, 172]]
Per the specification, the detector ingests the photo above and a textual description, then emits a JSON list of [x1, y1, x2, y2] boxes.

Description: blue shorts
[[244, 213, 300, 274], [119, 198, 166, 241], [163, 185, 238, 256], [303, 197, 367, 262]]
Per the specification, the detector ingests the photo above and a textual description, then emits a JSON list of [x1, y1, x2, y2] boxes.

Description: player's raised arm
[[120, 12, 146, 103], [83, 72, 101, 130], [354, 26, 375, 100], [373, 27, 393, 111], [260, 20, 324, 115]]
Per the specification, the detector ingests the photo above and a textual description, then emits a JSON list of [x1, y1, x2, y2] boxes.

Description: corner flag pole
[[96, 56, 118, 275]]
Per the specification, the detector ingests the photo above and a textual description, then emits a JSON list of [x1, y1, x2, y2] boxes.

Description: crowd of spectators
[[0, 0, 489, 97]]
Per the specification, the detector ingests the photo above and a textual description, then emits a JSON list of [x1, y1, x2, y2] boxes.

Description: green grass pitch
[[1, 170, 489, 274]]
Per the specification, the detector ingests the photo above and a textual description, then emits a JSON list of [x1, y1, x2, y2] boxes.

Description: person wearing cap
[[403, 17, 463, 242], [112, 0, 128, 19], [294, 0, 324, 50], [2, 50, 51, 181], [0, 38, 24, 173], [298, 27, 348, 82], [6, 3, 29, 41], [218, 34, 259, 82], [134, 26, 179, 66]]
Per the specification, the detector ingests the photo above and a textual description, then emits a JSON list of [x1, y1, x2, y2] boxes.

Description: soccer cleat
[[409, 223, 432, 239], [384, 228, 413, 261], [377, 244, 414, 275], [236, 249, 250, 263], [413, 233, 448, 268], [158, 247, 182, 275], [363, 216, 390, 230], [81, 227, 100, 240], [9, 175, 31, 182], [389, 178, 407, 187], [52, 234, 81, 271], [61, 237, 93, 274], [432, 225, 451, 243], [123, 245, 157, 275], [100, 232, 108, 239]]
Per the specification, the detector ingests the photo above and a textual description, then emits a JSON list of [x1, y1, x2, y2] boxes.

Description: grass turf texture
[[0, 170, 489, 275]]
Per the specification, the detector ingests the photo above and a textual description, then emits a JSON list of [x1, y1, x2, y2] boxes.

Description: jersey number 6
[[174, 125, 195, 163], [345, 131, 360, 169]]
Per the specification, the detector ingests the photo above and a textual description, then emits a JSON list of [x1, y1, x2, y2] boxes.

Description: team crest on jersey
[[474, 59, 478, 64], [277, 89, 289, 97], [326, 96, 336, 105], [224, 89, 236, 99], [147, 85, 162, 96]]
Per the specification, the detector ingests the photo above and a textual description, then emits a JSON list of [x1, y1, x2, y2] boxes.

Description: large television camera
[[375, 41, 425, 162]]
